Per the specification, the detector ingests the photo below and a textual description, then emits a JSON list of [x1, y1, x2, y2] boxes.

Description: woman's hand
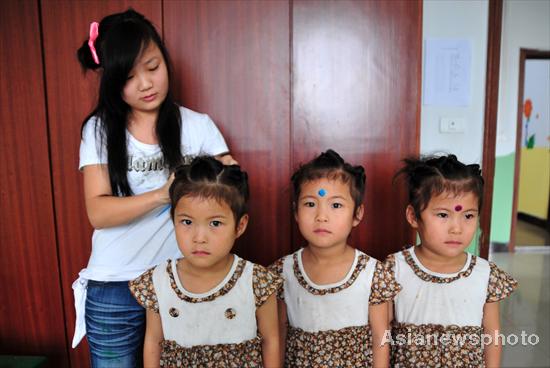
[[216, 153, 238, 165], [156, 172, 175, 204]]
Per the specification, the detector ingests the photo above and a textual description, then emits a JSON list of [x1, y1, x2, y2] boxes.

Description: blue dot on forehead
[[318, 189, 327, 197]]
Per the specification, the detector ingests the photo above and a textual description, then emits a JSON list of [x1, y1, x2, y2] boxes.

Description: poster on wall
[[517, 58, 550, 220], [423, 38, 472, 107], [522, 59, 550, 149]]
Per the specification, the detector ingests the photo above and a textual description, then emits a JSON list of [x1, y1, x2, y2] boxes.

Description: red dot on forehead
[[454, 205, 463, 212]]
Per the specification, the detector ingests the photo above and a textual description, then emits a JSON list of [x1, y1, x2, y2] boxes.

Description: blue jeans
[[85, 280, 145, 368]]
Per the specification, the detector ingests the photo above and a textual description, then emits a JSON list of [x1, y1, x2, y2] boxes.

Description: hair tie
[[88, 22, 100, 65]]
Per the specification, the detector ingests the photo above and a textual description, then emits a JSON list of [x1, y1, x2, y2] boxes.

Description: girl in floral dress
[[388, 154, 518, 367], [130, 156, 282, 367], [270, 149, 401, 367]]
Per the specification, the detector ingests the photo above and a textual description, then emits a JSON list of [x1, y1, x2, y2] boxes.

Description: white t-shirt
[[72, 106, 228, 347]]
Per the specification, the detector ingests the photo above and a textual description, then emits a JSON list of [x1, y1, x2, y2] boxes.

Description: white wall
[[421, 0, 489, 165], [496, 0, 550, 156], [490, 0, 550, 244]]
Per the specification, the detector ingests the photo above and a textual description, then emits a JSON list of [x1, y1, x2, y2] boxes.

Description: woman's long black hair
[[77, 9, 182, 196]]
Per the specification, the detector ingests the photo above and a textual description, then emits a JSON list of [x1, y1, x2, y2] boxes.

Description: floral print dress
[[387, 246, 518, 367], [270, 248, 401, 367], [130, 254, 282, 367]]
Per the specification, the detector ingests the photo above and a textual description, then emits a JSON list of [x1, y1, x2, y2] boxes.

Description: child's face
[[295, 178, 363, 250], [407, 191, 479, 258], [173, 195, 248, 269], [122, 42, 169, 116]]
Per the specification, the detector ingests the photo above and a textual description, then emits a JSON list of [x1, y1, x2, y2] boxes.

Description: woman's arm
[[143, 309, 164, 368], [370, 302, 390, 368], [83, 164, 173, 229], [483, 301, 501, 368], [256, 294, 281, 368]]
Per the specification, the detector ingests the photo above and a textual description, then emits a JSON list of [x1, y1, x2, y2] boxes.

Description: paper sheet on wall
[[423, 39, 472, 106]]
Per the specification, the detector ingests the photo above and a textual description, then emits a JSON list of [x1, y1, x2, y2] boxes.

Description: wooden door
[[291, 0, 421, 259], [165, 0, 421, 263], [0, 1, 68, 366], [164, 0, 293, 265]]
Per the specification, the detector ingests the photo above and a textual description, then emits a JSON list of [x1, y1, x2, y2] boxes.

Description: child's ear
[[293, 202, 298, 221], [405, 205, 419, 229], [352, 204, 365, 227], [235, 214, 249, 238]]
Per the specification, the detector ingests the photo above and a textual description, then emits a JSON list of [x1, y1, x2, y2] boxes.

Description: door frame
[[479, 0, 503, 259], [509, 48, 550, 252]]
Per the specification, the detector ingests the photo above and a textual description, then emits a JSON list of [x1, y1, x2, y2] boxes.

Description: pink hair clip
[[88, 21, 100, 65]]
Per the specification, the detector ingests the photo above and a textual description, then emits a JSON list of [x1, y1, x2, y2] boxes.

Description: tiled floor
[[490, 251, 550, 367]]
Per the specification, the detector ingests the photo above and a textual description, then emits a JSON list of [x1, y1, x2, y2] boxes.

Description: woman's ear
[[352, 204, 365, 227], [405, 205, 419, 229], [235, 214, 249, 238]]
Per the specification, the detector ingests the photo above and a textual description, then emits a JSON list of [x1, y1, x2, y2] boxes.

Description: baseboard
[[518, 212, 549, 230], [490, 242, 509, 253]]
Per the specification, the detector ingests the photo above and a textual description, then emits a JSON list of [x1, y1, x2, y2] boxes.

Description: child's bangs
[[193, 184, 239, 205], [429, 177, 481, 203], [187, 183, 246, 220], [304, 169, 352, 186], [299, 169, 362, 210]]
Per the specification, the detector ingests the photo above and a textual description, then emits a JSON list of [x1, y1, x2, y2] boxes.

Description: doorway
[[510, 49, 550, 251]]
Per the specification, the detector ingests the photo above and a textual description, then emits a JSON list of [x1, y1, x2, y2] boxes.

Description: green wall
[[490, 153, 515, 244], [466, 227, 480, 255]]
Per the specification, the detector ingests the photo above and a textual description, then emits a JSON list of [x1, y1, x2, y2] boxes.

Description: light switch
[[440, 117, 465, 133]]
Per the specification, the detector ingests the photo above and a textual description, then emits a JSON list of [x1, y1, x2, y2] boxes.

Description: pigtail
[[77, 19, 103, 70], [394, 157, 437, 194], [317, 149, 345, 167], [77, 40, 101, 71], [467, 164, 483, 182], [189, 156, 223, 182], [221, 165, 250, 203], [355, 165, 367, 202]]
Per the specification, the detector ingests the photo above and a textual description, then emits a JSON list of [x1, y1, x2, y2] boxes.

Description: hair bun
[[77, 40, 101, 70], [222, 165, 249, 201], [189, 156, 222, 181], [351, 164, 366, 188], [316, 149, 345, 168]]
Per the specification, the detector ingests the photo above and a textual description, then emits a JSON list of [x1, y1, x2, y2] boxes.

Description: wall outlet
[[440, 117, 465, 133]]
